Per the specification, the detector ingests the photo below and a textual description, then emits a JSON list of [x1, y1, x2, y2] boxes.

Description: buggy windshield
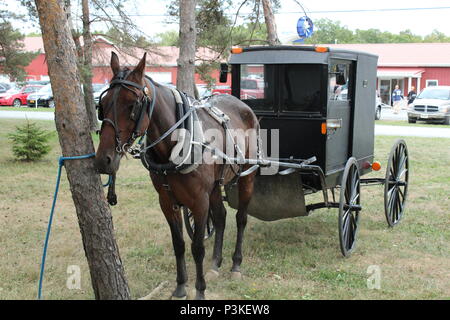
[[238, 64, 324, 114]]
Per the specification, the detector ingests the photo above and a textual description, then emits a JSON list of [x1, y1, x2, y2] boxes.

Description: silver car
[[339, 89, 382, 120], [407, 86, 450, 125]]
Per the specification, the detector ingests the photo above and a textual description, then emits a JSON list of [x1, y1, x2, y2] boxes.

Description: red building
[[21, 36, 228, 86], [326, 43, 450, 104]]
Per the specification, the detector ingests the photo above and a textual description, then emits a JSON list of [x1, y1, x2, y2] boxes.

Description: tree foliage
[[8, 120, 52, 161], [305, 18, 450, 44], [0, 8, 38, 81]]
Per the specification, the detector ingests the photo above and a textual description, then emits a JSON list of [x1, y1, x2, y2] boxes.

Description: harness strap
[[141, 106, 196, 152]]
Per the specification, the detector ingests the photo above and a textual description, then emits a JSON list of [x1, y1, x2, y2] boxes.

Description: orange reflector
[[315, 46, 329, 53], [321, 122, 327, 135], [372, 161, 382, 171], [231, 47, 243, 54]]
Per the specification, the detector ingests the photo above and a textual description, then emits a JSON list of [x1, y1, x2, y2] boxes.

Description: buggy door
[[326, 59, 355, 175]]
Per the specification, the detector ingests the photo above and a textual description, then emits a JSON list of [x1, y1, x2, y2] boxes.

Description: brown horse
[[95, 52, 258, 300]]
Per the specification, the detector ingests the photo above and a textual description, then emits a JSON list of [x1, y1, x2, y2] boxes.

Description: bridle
[[97, 70, 156, 153]]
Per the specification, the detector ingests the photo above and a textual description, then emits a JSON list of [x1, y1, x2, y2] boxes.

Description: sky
[[7, 0, 450, 42]]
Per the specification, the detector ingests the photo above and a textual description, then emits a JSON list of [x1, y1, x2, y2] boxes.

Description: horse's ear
[[131, 52, 147, 80], [111, 51, 120, 75]]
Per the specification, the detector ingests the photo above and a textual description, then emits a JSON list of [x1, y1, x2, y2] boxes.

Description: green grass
[[0, 106, 54, 112], [377, 120, 449, 128], [0, 118, 449, 300]]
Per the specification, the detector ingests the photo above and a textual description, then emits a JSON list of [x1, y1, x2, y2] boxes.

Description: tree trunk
[[81, 0, 98, 131], [34, 0, 130, 300], [261, 0, 280, 46], [177, 0, 196, 97]]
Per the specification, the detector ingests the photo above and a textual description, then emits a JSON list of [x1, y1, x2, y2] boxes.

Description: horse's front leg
[[159, 192, 188, 299], [190, 195, 210, 300]]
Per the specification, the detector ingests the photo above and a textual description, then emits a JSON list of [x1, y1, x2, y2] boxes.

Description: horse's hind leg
[[231, 173, 255, 279], [159, 193, 188, 299], [190, 196, 209, 300], [206, 183, 227, 279]]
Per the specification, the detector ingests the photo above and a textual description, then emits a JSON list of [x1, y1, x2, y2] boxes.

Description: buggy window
[[280, 64, 324, 113], [329, 61, 353, 101], [240, 64, 275, 111]]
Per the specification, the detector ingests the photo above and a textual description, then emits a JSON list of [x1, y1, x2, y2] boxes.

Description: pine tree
[[8, 120, 52, 161]]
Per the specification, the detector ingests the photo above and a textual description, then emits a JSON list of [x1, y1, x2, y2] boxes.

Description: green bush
[[8, 120, 53, 161]]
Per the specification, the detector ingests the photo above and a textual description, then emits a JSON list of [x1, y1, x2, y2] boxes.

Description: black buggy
[[186, 45, 410, 257]]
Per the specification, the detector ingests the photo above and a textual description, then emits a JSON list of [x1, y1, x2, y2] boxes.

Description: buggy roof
[[229, 45, 378, 65]]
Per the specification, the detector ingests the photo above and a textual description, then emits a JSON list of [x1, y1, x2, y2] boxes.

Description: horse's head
[[95, 52, 152, 174]]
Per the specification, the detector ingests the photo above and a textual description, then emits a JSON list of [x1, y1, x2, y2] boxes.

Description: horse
[[94, 51, 259, 300]]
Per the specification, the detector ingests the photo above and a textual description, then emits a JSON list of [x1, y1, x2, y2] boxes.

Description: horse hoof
[[205, 269, 219, 281], [171, 295, 187, 300], [231, 271, 242, 280]]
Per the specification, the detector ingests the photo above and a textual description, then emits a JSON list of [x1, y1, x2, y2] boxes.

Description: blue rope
[[37, 152, 111, 300]]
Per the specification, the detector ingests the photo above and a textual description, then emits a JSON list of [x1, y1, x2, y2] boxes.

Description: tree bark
[[81, 0, 98, 132], [261, 0, 280, 46], [177, 0, 197, 97], [34, 0, 130, 300]]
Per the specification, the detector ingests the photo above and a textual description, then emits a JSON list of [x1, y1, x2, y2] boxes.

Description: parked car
[[338, 89, 382, 120], [93, 84, 109, 107], [212, 85, 231, 95], [0, 85, 43, 107], [212, 79, 264, 100], [27, 84, 54, 108], [239, 78, 264, 99], [375, 91, 382, 120], [27, 80, 50, 86], [196, 84, 212, 99], [0, 82, 12, 94], [407, 86, 450, 125]]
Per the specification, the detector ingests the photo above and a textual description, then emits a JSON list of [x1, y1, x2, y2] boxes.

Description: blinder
[[130, 98, 144, 122]]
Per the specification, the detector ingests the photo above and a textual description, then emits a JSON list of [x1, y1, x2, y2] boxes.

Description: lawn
[[377, 120, 449, 128], [0, 118, 449, 300], [0, 106, 54, 112]]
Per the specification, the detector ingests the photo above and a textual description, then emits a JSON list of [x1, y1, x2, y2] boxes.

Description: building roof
[[22, 36, 45, 52], [325, 43, 450, 67], [377, 67, 425, 78]]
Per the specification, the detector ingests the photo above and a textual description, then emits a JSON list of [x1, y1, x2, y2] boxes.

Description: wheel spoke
[[398, 187, 405, 203], [350, 192, 360, 205], [389, 166, 396, 180], [347, 214, 355, 248], [392, 190, 399, 222], [350, 175, 359, 201], [388, 187, 397, 217], [398, 168, 408, 181]]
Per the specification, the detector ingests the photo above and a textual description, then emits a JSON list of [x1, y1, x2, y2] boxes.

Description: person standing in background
[[407, 86, 417, 105], [392, 85, 403, 114]]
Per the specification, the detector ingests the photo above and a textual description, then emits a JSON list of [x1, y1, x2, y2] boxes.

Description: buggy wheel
[[384, 139, 409, 227], [183, 207, 215, 241], [375, 106, 381, 120], [338, 157, 361, 257]]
